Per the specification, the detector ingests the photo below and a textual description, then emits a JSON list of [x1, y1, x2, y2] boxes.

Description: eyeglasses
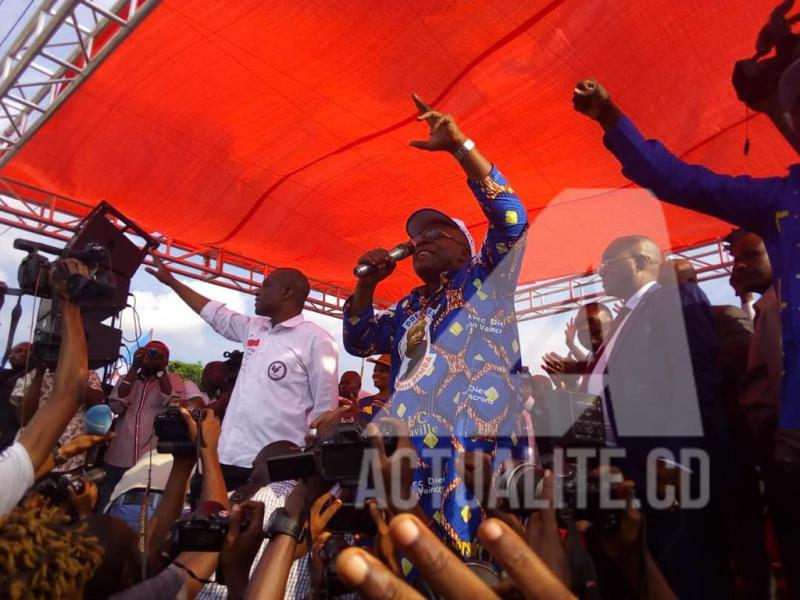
[[598, 254, 640, 271], [412, 228, 467, 247]]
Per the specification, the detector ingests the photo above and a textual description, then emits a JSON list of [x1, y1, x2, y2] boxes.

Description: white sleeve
[[306, 331, 339, 426], [0, 442, 35, 515], [199, 301, 252, 344]]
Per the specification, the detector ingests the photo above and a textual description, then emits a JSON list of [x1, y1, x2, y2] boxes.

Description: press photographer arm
[[244, 479, 327, 600], [173, 410, 228, 598], [114, 348, 144, 400], [581, 476, 676, 600], [34, 433, 106, 479], [18, 260, 89, 472]]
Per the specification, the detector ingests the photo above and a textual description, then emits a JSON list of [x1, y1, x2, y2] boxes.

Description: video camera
[[10, 202, 156, 369], [265, 418, 397, 486], [496, 461, 621, 530], [154, 405, 206, 455], [500, 389, 622, 528], [732, 0, 800, 109], [16, 239, 116, 303]]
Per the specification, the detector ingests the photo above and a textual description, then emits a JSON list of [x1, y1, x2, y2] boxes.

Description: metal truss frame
[[0, 174, 733, 322], [0, 0, 160, 165], [514, 241, 732, 322], [0, 176, 357, 318], [0, 0, 735, 323]]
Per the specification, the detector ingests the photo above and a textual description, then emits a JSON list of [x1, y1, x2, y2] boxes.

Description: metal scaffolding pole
[[0, 0, 160, 165], [0, 176, 360, 318]]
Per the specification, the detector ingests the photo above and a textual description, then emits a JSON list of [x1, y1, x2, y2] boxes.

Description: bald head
[[599, 235, 663, 299], [271, 268, 311, 308], [255, 267, 311, 321]]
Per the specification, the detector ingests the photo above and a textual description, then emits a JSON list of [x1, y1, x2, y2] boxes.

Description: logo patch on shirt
[[247, 339, 260, 347], [267, 361, 287, 381]]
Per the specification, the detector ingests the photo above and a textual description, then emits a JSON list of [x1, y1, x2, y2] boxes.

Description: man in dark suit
[[587, 235, 731, 599]]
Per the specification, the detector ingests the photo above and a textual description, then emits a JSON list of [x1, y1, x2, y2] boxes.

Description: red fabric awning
[[1, 0, 795, 300]]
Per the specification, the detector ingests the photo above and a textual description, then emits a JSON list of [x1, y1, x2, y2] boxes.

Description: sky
[[0, 0, 742, 395]]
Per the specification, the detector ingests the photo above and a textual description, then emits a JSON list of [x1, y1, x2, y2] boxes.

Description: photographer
[[0, 342, 30, 451], [92, 408, 228, 599], [98, 341, 185, 511], [200, 351, 243, 419], [0, 259, 90, 515], [15, 368, 105, 473]]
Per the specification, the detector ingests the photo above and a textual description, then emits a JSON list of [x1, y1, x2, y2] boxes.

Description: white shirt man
[[147, 262, 339, 486], [200, 301, 339, 468]]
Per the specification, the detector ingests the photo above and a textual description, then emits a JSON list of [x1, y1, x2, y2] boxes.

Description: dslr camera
[[154, 405, 205, 455], [33, 468, 106, 507], [172, 502, 229, 552]]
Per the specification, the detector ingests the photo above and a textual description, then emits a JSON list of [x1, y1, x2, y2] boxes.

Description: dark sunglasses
[[412, 228, 467, 247]]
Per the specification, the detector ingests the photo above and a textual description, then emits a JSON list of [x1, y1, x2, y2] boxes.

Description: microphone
[[354, 242, 414, 278], [85, 404, 113, 435], [84, 404, 114, 467]]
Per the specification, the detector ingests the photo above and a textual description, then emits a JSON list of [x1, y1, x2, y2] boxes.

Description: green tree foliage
[[167, 360, 203, 384]]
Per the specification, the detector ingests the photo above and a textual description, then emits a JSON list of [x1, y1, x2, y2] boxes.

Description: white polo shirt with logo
[[200, 301, 339, 468]]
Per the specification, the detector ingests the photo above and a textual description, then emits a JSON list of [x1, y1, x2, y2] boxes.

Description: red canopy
[[1, 0, 794, 299]]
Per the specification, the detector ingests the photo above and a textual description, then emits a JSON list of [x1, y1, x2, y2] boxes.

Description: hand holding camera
[[50, 258, 91, 301], [219, 500, 266, 598]]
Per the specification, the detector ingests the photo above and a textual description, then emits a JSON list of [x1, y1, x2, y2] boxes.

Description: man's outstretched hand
[[572, 79, 622, 130], [145, 251, 177, 287], [409, 94, 468, 153]]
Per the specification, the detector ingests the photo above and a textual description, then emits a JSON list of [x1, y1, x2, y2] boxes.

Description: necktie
[[585, 305, 632, 374]]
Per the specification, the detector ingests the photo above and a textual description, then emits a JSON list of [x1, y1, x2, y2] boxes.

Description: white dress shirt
[[200, 301, 339, 468], [585, 281, 658, 443]]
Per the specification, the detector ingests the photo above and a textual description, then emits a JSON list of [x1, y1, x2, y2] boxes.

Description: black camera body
[[266, 419, 397, 485], [16, 240, 118, 303], [533, 390, 606, 448], [33, 468, 106, 507], [172, 509, 229, 552], [154, 406, 205, 455], [559, 472, 621, 531], [496, 461, 621, 530], [731, 2, 800, 109]]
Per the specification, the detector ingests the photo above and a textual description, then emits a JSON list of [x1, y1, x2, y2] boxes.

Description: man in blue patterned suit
[[343, 94, 528, 559]]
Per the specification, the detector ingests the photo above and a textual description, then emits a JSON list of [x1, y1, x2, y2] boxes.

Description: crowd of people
[[0, 2, 799, 598]]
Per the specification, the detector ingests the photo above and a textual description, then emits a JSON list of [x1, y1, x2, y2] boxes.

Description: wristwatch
[[264, 507, 306, 543], [452, 138, 475, 162]]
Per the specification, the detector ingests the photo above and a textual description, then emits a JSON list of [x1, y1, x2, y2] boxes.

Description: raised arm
[[572, 79, 783, 237], [146, 252, 211, 315], [18, 261, 89, 471]]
